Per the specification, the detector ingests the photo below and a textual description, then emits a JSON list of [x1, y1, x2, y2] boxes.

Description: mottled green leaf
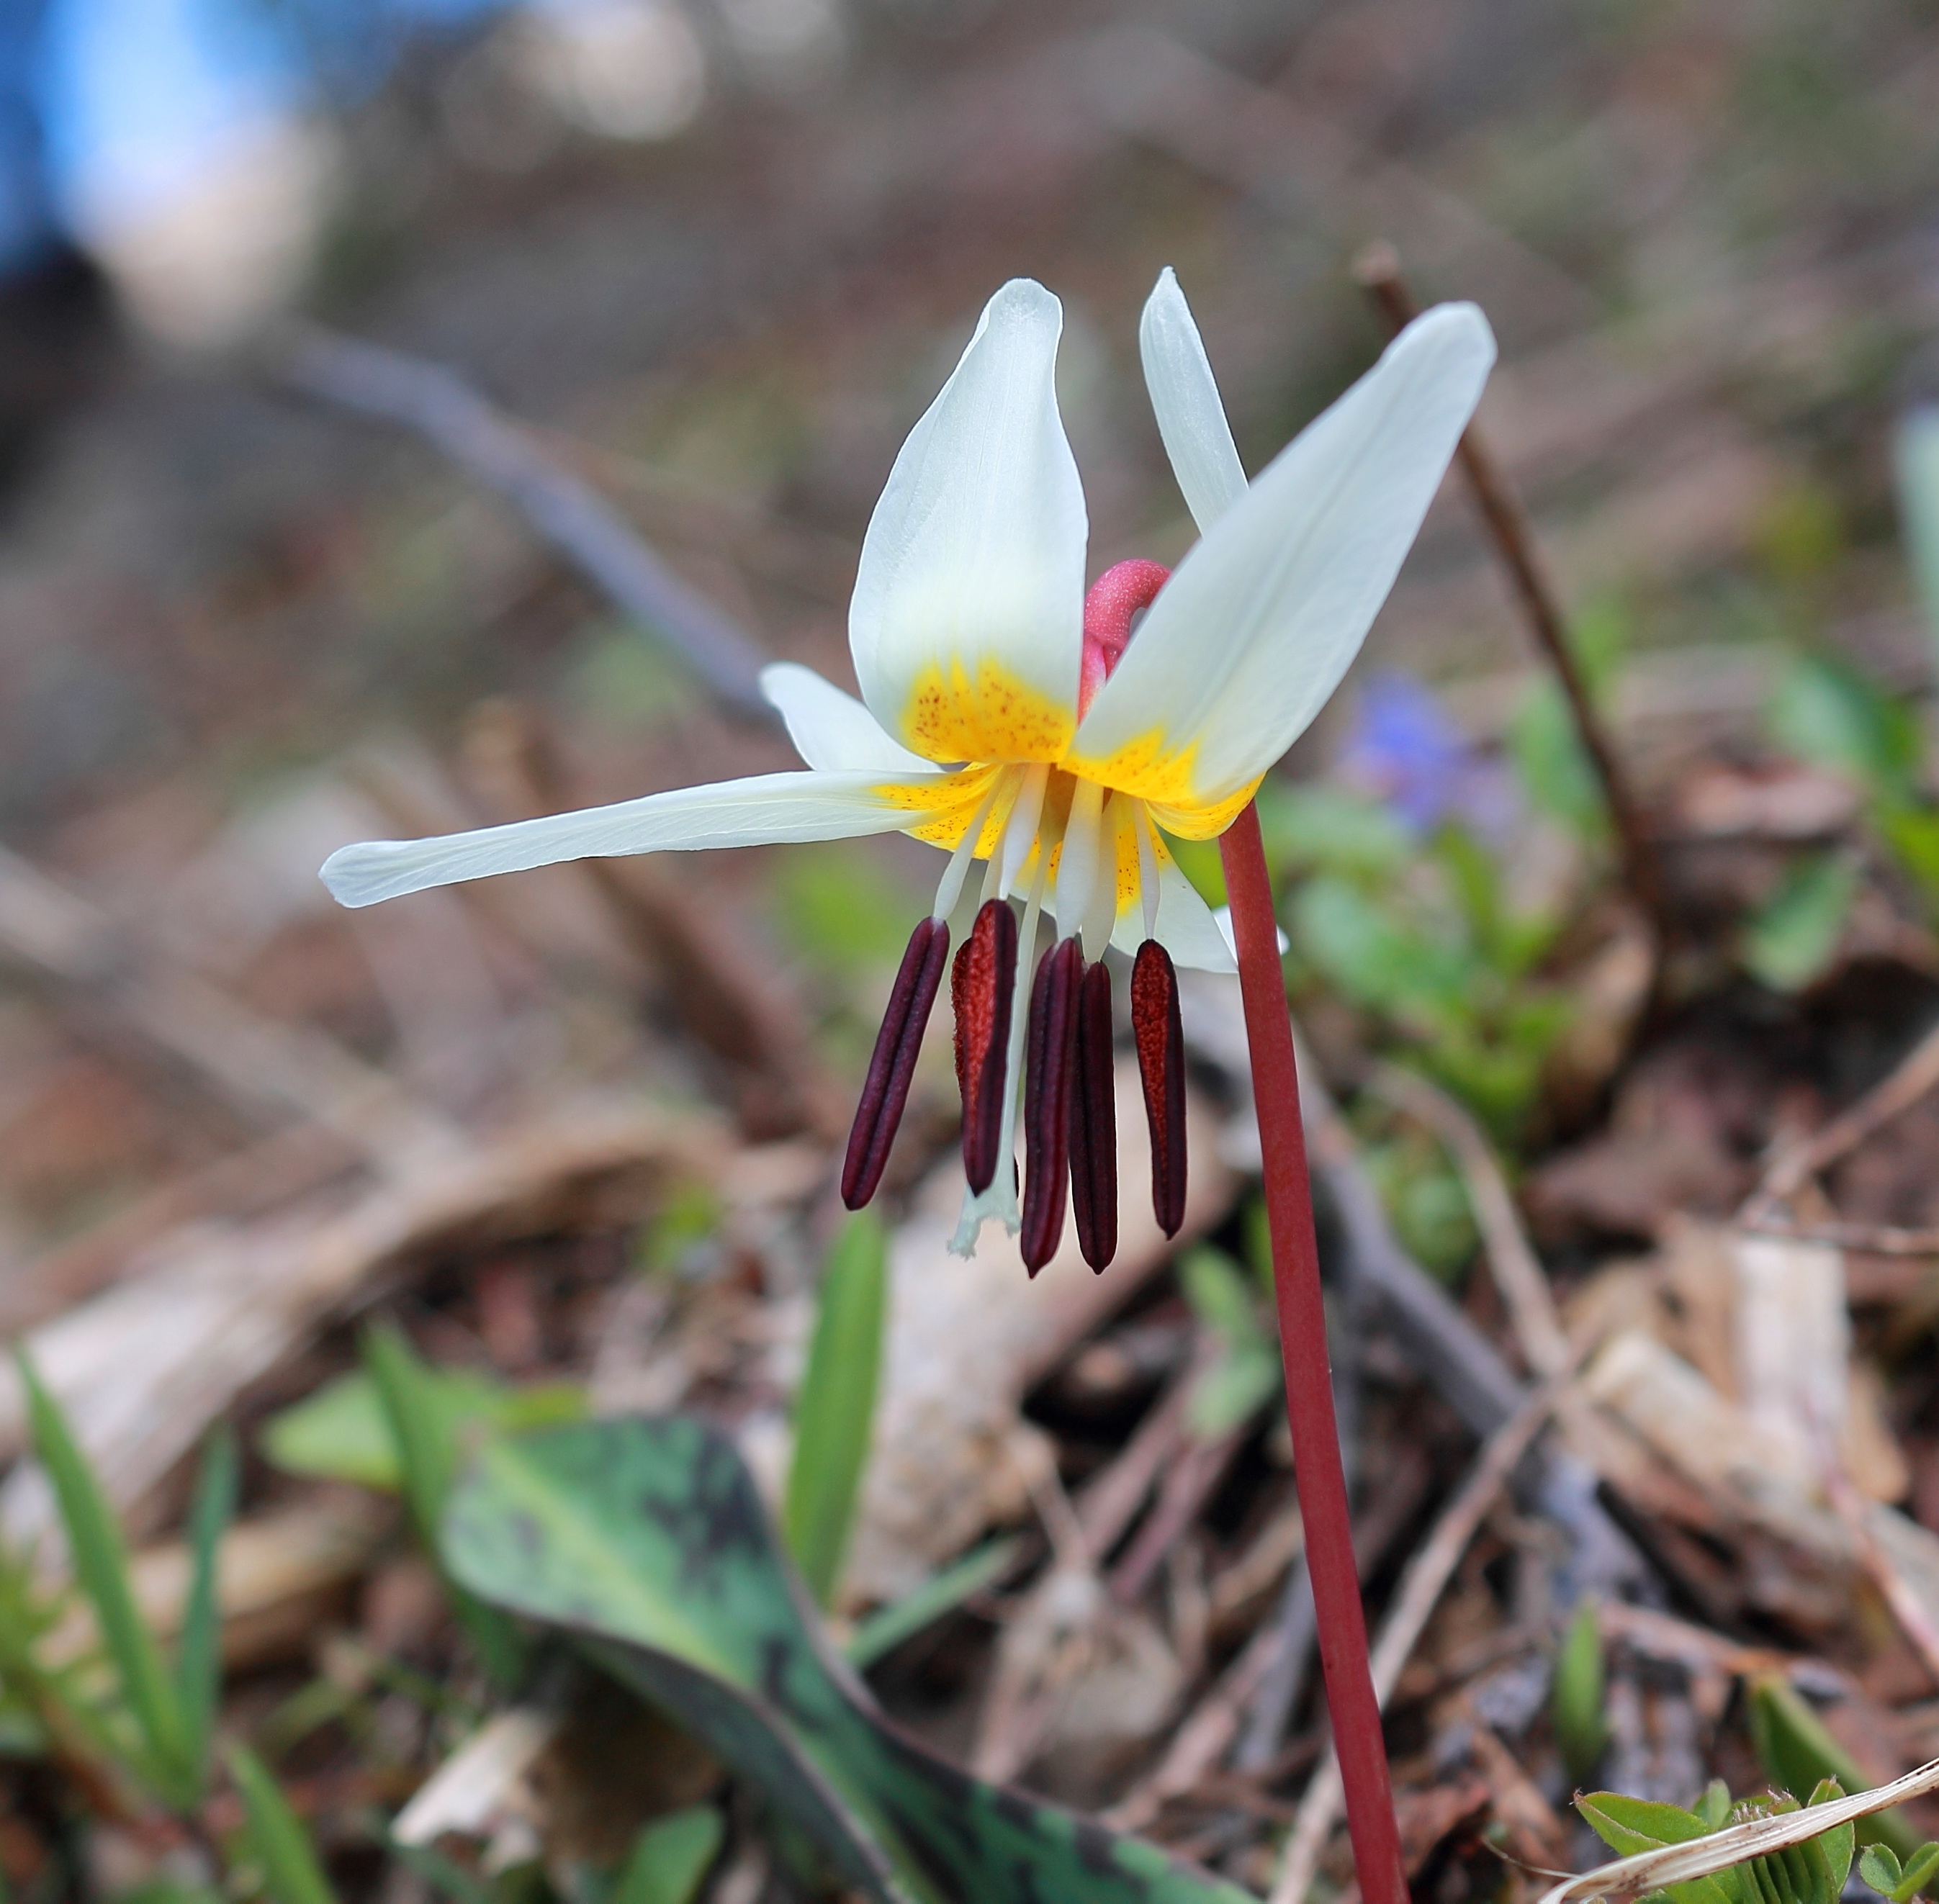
[[442, 1417, 1254, 1904], [786, 1213, 887, 1608]]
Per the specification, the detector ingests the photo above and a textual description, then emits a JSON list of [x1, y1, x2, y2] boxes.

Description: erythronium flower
[[320, 271, 1494, 1273]]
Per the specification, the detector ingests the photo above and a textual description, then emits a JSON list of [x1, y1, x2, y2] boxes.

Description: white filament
[[1133, 801, 1161, 941], [1055, 776, 1103, 939], [997, 763, 1049, 899], [932, 775, 1006, 921]]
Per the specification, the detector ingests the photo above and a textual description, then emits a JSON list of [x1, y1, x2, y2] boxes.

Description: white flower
[[321, 271, 1494, 1268]]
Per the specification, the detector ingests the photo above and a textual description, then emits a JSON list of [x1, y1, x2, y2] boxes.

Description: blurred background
[[7, 2, 1939, 1898]]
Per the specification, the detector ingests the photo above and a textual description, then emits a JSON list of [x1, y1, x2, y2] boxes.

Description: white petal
[[1141, 268, 1248, 532], [1076, 303, 1495, 804], [320, 769, 945, 908], [760, 662, 932, 774], [848, 279, 1088, 762], [1108, 855, 1236, 973]]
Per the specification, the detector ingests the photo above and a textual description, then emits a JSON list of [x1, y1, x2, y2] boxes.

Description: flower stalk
[[1219, 799, 1407, 1904]]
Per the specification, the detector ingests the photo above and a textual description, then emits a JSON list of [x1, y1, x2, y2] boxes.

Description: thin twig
[[1366, 1062, 1570, 1378], [1737, 1212, 1939, 1257], [1268, 1370, 1575, 1904], [1353, 241, 1668, 941], [273, 325, 778, 724], [1747, 1016, 1939, 1208]]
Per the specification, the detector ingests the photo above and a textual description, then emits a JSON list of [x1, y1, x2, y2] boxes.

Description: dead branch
[[272, 325, 778, 725]]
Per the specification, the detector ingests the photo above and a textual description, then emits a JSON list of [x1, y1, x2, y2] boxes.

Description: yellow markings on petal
[[873, 764, 1007, 849], [901, 654, 1076, 766], [1063, 729, 1261, 840]]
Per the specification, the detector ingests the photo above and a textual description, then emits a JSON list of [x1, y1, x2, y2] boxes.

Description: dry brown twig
[[1354, 242, 1669, 947]]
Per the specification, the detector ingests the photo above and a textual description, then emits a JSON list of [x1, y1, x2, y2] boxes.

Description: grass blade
[[783, 1212, 887, 1608], [229, 1745, 336, 1904], [844, 1537, 1018, 1669], [177, 1425, 238, 1796], [16, 1350, 186, 1795], [361, 1325, 526, 1687], [612, 1806, 724, 1904]]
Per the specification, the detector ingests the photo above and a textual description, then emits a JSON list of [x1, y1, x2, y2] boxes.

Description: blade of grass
[[361, 1325, 526, 1688], [783, 1212, 888, 1608], [16, 1350, 187, 1797], [613, 1806, 725, 1904], [176, 1425, 238, 1797], [229, 1745, 336, 1904], [844, 1537, 1018, 1669]]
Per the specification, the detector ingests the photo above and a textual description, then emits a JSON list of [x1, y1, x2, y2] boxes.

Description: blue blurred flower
[[1336, 672, 1516, 839]]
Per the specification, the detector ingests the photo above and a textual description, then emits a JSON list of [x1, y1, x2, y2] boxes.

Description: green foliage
[[229, 1745, 338, 1904], [361, 1327, 529, 1688], [18, 1352, 195, 1805], [1506, 595, 1629, 839], [1896, 407, 1939, 657], [1552, 1597, 1610, 1782], [844, 1538, 1020, 1669], [261, 1368, 585, 1492], [442, 1415, 1256, 1904], [1577, 1774, 1853, 1904], [177, 1427, 238, 1794], [611, 1807, 725, 1904], [1859, 1840, 1939, 1903], [1178, 1246, 1280, 1436], [1282, 806, 1572, 1140], [784, 1213, 888, 1608], [775, 844, 922, 978], [1740, 851, 1861, 992], [1749, 1677, 1919, 1856], [1357, 1130, 1478, 1281]]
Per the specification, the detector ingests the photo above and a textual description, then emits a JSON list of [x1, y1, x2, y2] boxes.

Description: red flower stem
[[1219, 800, 1405, 1904]]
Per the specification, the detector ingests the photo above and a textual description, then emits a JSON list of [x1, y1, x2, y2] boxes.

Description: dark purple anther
[[842, 914, 949, 1209], [1021, 936, 1084, 1275], [951, 898, 1017, 1193], [1067, 957, 1118, 1273], [1130, 939, 1187, 1237]]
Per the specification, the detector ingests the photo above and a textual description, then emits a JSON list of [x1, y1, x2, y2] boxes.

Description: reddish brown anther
[[951, 898, 1017, 1194], [842, 915, 949, 1209], [1020, 936, 1084, 1274], [1067, 957, 1118, 1273], [1130, 939, 1187, 1237]]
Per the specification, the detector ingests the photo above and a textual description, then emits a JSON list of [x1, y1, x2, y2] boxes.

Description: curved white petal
[[1076, 303, 1495, 805], [320, 769, 946, 908], [760, 662, 932, 774], [1107, 855, 1236, 973], [1140, 268, 1248, 532], [848, 279, 1088, 762]]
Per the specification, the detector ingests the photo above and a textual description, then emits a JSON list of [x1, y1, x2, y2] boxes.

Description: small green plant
[[1859, 1841, 1939, 1903], [783, 1211, 889, 1609], [1552, 1597, 1610, 1782], [14, 1353, 333, 1895], [1578, 1775, 1854, 1904]]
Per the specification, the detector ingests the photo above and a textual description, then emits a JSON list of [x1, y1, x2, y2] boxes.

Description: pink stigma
[[1079, 559, 1171, 719]]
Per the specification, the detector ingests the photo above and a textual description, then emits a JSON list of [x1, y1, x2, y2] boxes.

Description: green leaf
[[1290, 875, 1472, 1021], [1162, 834, 1226, 909], [442, 1416, 1256, 1904], [1899, 1843, 1939, 1898], [176, 1425, 237, 1796], [845, 1538, 1019, 1670], [784, 1214, 888, 1610], [1697, 1782, 1734, 1831], [1552, 1598, 1610, 1782], [612, 1807, 725, 1904], [1805, 1779, 1854, 1897], [17, 1350, 188, 1797], [1861, 1846, 1904, 1895], [1509, 680, 1607, 838], [361, 1328, 528, 1688], [1740, 852, 1860, 992], [228, 1746, 336, 1904], [1750, 1677, 1920, 1857], [261, 1369, 585, 1492], [1255, 784, 1411, 879], [1768, 655, 1920, 800], [1577, 1792, 1714, 1857]]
